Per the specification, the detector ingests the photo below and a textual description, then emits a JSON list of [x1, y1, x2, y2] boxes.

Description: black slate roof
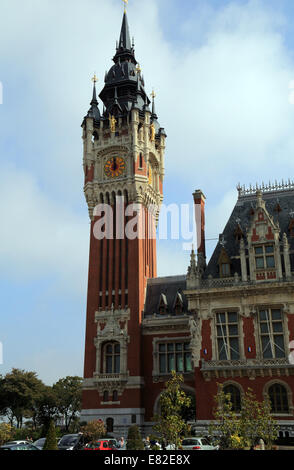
[[144, 275, 188, 316], [204, 188, 294, 279]]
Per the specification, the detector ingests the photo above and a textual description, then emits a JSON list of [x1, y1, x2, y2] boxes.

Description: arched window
[[113, 390, 118, 402], [106, 417, 114, 433], [268, 383, 289, 414], [103, 342, 120, 373], [223, 384, 241, 412], [103, 390, 109, 402]]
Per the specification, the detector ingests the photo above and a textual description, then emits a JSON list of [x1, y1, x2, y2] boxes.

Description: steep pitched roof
[[204, 186, 294, 279], [144, 275, 188, 316]]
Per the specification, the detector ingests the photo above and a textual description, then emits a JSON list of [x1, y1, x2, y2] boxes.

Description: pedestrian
[[258, 438, 265, 450], [119, 436, 125, 449]]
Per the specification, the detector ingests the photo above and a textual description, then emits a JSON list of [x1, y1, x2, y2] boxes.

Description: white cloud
[[0, 164, 88, 295]]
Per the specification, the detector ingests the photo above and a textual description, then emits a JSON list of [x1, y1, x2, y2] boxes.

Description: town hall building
[[80, 10, 294, 438]]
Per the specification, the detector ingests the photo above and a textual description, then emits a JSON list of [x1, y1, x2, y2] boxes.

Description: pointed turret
[[86, 79, 100, 122], [113, 11, 136, 65], [99, 11, 150, 116], [119, 11, 132, 51]]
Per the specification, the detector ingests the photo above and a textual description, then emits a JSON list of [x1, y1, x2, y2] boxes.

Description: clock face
[[104, 157, 125, 178]]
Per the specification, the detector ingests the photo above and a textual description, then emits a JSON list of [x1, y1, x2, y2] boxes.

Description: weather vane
[[91, 73, 98, 83], [150, 90, 156, 100], [122, 0, 128, 12]]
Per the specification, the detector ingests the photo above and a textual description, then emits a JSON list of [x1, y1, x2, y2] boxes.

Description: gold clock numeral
[[104, 157, 125, 178]]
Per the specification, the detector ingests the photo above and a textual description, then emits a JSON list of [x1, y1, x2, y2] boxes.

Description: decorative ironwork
[[237, 179, 294, 198]]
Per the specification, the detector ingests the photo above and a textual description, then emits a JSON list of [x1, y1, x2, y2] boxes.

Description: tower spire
[[119, 9, 132, 51], [151, 90, 157, 119], [86, 74, 100, 121], [113, 9, 136, 65]]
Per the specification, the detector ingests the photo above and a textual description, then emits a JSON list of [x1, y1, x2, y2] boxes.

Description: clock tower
[[81, 11, 166, 432]]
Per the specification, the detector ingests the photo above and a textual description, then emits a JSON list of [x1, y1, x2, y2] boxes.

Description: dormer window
[[158, 294, 168, 315], [255, 245, 275, 269], [218, 248, 231, 278], [174, 292, 184, 315], [221, 263, 230, 277]]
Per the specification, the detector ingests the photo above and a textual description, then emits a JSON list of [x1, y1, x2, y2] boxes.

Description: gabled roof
[[204, 186, 294, 279]]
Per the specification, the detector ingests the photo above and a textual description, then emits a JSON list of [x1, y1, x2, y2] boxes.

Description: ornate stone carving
[[189, 314, 202, 367], [93, 307, 130, 396]]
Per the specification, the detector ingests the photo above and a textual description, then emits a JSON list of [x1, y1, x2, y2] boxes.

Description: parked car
[[181, 437, 219, 450], [58, 433, 86, 450], [33, 437, 47, 450], [0, 443, 40, 451], [83, 440, 117, 450], [108, 439, 119, 448], [4, 440, 32, 445]]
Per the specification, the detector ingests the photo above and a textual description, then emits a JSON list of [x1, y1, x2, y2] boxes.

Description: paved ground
[[277, 446, 294, 450]]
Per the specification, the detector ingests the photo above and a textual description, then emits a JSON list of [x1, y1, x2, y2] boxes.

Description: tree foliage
[[0, 369, 83, 433], [126, 425, 144, 450], [152, 371, 191, 449], [210, 384, 279, 449], [43, 419, 59, 450], [0, 423, 13, 446], [53, 376, 82, 431], [80, 419, 106, 442], [0, 369, 45, 428]]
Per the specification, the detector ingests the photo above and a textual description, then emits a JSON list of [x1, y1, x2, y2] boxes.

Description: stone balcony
[[93, 372, 129, 395], [200, 358, 294, 381]]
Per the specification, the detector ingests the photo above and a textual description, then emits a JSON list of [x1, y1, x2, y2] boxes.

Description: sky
[[1, 0, 294, 384]]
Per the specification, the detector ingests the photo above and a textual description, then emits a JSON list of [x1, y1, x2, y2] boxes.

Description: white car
[[181, 437, 219, 450], [5, 440, 32, 446]]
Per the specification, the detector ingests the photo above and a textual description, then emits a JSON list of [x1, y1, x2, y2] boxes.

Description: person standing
[[259, 438, 265, 450]]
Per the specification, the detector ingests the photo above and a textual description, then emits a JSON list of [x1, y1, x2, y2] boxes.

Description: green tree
[[34, 386, 59, 435], [43, 419, 59, 450], [81, 419, 106, 442], [0, 423, 13, 445], [209, 384, 243, 449], [210, 384, 279, 450], [152, 371, 191, 449], [0, 369, 45, 428], [53, 376, 82, 432], [239, 388, 279, 449], [126, 425, 144, 450]]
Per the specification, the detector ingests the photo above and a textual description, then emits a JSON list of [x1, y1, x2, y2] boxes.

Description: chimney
[[193, 190, 206, 270]]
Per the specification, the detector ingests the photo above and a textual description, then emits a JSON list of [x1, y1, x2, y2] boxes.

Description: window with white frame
[[258, 309, 285, 359], [103, 342, 120, 373], [216, 312, 240, 360], [254, 245, 275, 269], [158, 342, 192, 374]]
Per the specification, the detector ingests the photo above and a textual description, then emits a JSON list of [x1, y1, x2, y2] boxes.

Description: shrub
[[0, 423, 13, 445], [126, 425, 144, 450], [43, 420, 58, 450], [80, 419, 106, 442]]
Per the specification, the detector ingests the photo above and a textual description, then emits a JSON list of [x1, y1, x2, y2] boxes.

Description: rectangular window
[[158, 343, 192, 374], [221, 263, 230, 277], [255, 245, 275, 269], [258, 309, 285, 359], [216, 312, 240, 360]]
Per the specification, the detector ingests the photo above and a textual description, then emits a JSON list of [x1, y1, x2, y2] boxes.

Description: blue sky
[[1, 0, 294, 384]]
